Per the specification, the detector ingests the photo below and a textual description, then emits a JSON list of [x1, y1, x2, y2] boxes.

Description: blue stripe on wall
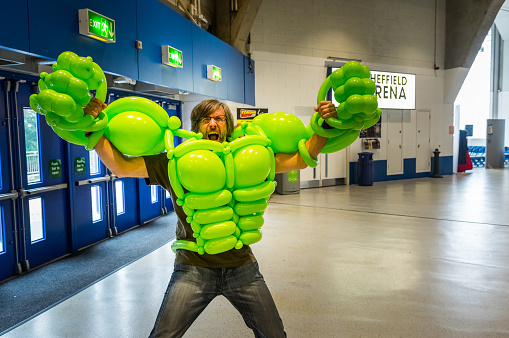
[[349, 156, 453, 184]]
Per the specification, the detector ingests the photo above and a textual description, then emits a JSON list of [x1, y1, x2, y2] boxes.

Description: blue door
[[70, 144, 111, 250], [159, 101, 179, 215], [104, 93, 140, 234], [13, 79, 71, 270], [110, 176, 138, 234], [0, 79, 22, 280], [138, 180, 162, 223]]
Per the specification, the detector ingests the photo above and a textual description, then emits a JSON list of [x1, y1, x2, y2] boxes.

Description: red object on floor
[[458, 151, 473, 172]]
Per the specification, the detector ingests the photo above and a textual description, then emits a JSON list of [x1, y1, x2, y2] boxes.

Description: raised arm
[[93, 136, 148, 178], [274, 101, 336, 173]]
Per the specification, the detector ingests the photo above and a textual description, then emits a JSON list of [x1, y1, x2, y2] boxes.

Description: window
[[24, 108, 41, 184], [29, 197, 44, 243], [151, 185, 158, 203], [89, 150, 100, 175], [91, 185, 102, 222], [455, 29, 491, 139], [0, 206, 4, 253], [165, 190, 170, 199], [115, 180, 125, 215]]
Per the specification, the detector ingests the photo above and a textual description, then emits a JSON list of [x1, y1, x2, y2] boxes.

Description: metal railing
[[26, 151, 40, 183]]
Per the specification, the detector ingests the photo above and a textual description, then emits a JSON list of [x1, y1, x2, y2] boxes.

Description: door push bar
[[19, 183, 68, 198], [76, 175, 111, 186], [0, 191, 18, 201]]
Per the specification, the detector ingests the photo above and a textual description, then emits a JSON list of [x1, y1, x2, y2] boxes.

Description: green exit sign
[[162, 45, 183, 68], [78, 9, 116, 43], [207, 65, 222, 81]]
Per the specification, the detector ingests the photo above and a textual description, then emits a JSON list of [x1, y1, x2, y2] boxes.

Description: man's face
[[199, 107, 228, 142]]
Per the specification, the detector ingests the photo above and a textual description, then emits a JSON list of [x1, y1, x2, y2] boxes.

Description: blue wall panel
[[27, 0, 138, 79], [226, 48, 245, 103], [137, 0, 194, 92], [244, 56, 255, 106], [0, 0, 254, 104], [192, 26, 228, 99], [0, 1, 29, 52]]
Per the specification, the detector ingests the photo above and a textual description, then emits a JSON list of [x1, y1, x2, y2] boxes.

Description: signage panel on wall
[[207, 65, 222, 81], [162, 45, 183, 68], [78, 9, 116, 43], [370, 71, 415, 110], [330, 68, 415, 110], [49, 159, 62, 178], [236, 108, 268, 126]]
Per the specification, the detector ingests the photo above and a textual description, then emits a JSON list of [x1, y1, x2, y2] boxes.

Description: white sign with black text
[[331, 68, 416, 110], [370, 70, 415, 110]]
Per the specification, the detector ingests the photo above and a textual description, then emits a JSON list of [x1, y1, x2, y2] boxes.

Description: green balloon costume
[[30, 51, 381, 255]]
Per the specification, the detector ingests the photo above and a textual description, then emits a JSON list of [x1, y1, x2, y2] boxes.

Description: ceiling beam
[[445, 0, 505, 69]]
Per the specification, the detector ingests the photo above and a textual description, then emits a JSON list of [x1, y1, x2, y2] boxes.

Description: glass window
[[165, 190, 170, 199], [0, 206, 4, 253], [89, 150, 100, 175], [115, 180, 125, 215], [24, 108, 41, 184], [91, 185, 102, 222], [151, 185, 158, 203], [455, 29, 491, 138], [29, 197, 44, 243]]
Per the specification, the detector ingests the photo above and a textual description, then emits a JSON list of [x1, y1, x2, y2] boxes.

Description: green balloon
[[341, 61, 365, 79], [252, 112, 307, 153], [344, 77, 365, 98], [238, 215, 264, 231], [105, 111, 165, 156], [234, 198, 268, 216], [330, 68, 346, 90], [177, 150, 226, 193], [184, 190, 232, 210], [363, 78, 376, 95], [345, 95, 365, 113], [363, 94, 378, 114], [204, 235, 237, 255], [239, 229, 262, 245], [233, 145, 271, 188], [200, 221, 236, 240], [193, 206, 233, 224]]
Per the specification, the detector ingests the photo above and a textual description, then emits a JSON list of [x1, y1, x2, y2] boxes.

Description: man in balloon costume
[[30, 51, 381, 337]]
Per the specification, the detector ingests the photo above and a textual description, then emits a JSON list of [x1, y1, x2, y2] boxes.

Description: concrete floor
[[4, 168, 509, 338]]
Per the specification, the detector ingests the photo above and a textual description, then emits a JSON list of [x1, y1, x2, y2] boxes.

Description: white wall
[[250, 0, 454, 165]]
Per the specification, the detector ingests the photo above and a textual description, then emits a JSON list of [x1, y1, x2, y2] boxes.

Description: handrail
[[0, 191, 18, 201], [75, 175, 111, 186], [19, 183, 68, 198]]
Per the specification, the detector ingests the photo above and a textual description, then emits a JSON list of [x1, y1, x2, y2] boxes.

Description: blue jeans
[[149, 262, 286, 338]]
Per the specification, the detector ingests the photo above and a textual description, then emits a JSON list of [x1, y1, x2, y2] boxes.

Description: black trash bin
[[357, 152, 374, 186]]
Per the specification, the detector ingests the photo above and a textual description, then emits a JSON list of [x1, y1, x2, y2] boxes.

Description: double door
[[0, 77, 179, 282], [0, 78, 70, 281]]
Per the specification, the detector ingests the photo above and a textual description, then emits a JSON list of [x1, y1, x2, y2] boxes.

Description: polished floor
[[4, 168, 509, 338]]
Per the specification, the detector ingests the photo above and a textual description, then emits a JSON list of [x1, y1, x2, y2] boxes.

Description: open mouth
[[207, 132, 220, 141]]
